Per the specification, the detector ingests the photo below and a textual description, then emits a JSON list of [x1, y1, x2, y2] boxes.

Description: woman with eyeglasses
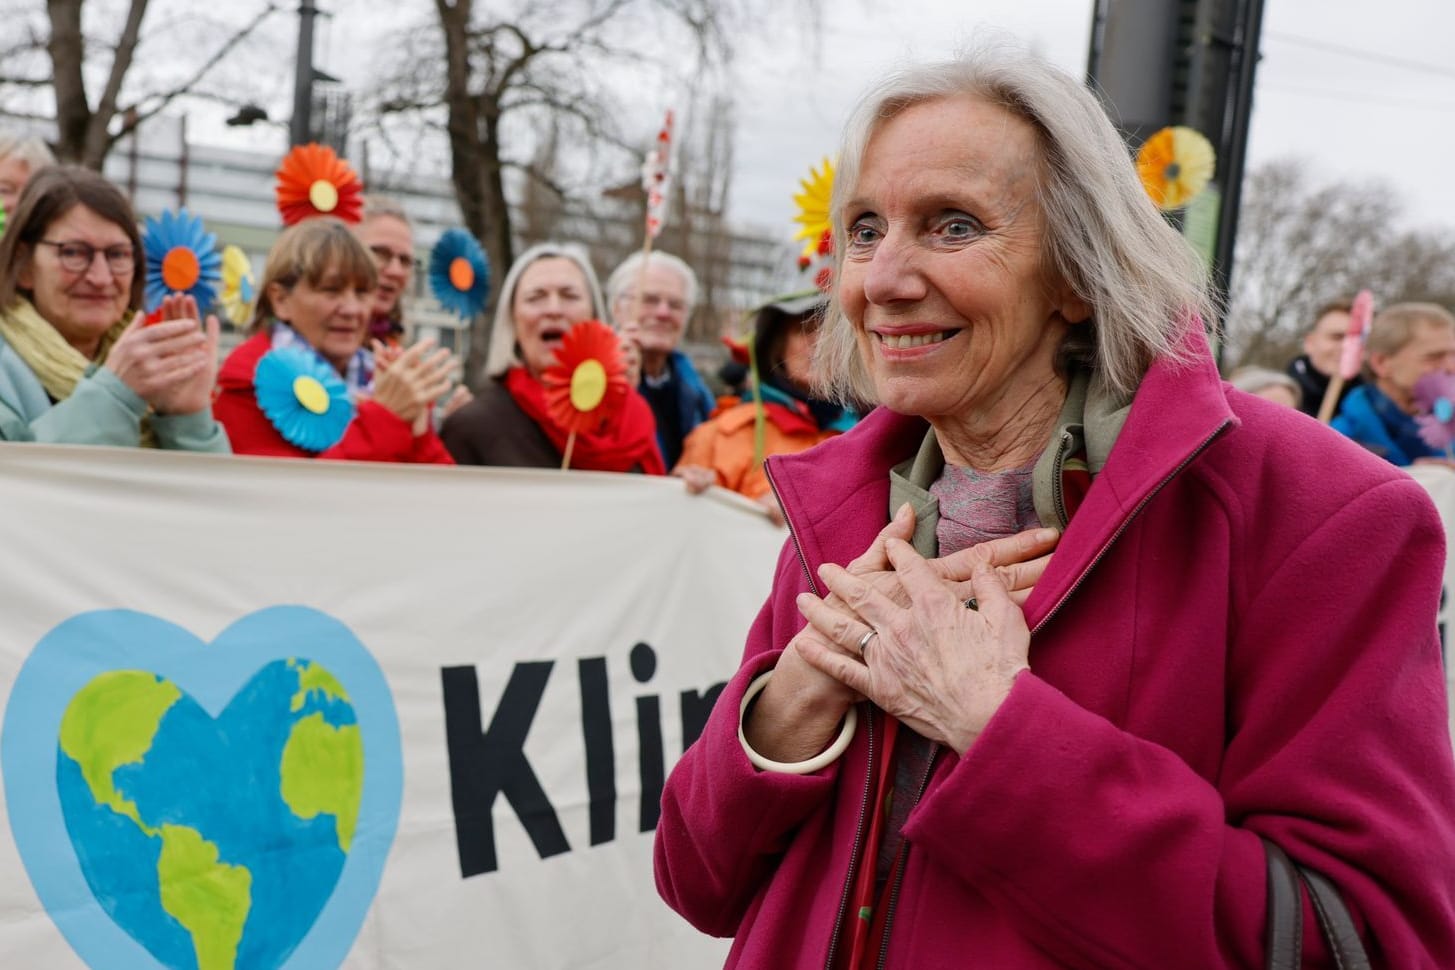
[[354, 195, 415, 349], [0, 166, 228, 450]]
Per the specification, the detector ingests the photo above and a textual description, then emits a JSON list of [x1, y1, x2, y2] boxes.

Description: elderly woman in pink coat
[[654, 45, 1455, 970]]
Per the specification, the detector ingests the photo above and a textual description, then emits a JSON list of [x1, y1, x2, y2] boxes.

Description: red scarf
[[503, 366, 666, 475]]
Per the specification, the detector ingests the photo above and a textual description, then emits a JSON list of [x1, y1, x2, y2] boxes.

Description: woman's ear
[[266, 281, 292, 322], [15, 247, 34, 291], [1057, 287, 1092, 326]]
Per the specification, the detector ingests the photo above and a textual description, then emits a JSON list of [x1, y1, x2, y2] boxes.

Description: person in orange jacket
[[674, 293, 856, 524]]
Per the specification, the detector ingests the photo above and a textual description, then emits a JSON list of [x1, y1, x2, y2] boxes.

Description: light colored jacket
[[0, 334, 229, 451], [655, 327, 1455, 968]]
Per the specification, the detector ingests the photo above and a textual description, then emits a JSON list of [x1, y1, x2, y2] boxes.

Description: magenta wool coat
[[654, 329, 1455, 969]]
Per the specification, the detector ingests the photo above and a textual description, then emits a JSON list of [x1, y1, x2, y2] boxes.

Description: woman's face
[[17, 204, 134, 358], [838, 95, 1087, 424], [269, 263, 373, 372], [0, 155, 32, 215], [356, 215, 414, 318], [780, 319, 818, 390], [512, 256, 593, 377]]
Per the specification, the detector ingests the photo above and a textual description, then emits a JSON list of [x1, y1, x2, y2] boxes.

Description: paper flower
[[540, 320, 630, 436], [1415, 372, 1455, 454], [254, 346, 355, 452], [641, 110, 674, 238], [1338, 289, 1374, 381], [1136, 127, 1216, 211], [428, 228, 490, 320], [141, 208, 222, 313], [219, 245, 257, 326], [275, 143, 364, 226], [792, 157, 834, 267]]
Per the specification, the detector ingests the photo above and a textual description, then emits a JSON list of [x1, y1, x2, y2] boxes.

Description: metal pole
[[289, 0, 318, 146], [178, 113, 188, 208], [1210, 0, 1266, 360]]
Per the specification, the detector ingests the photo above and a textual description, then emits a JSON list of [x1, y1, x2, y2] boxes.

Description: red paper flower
[[541, 320, 630, 435], [275, 143, 364, 226]]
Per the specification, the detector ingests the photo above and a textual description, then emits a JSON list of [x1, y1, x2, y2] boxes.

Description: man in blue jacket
[[1333, 302, 1455, 466], [607, 251, 715, 469]]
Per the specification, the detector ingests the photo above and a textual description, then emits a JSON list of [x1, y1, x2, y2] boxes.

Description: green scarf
[[0, 297, 152, 445]]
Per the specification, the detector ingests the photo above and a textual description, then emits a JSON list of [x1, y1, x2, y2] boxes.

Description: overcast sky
[[719, 0, 1455, 237], [245, 0, 1455, 244]]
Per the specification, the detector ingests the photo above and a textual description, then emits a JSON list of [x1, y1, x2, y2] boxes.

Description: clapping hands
[[370, 337, 459, 436], [105, 293, 220, 416]]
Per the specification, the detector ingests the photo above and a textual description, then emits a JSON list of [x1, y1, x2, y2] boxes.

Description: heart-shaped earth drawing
[[3, 607, 402, 970]]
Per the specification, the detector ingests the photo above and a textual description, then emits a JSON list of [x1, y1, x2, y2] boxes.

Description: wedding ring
[[856, 628, 878, 652]]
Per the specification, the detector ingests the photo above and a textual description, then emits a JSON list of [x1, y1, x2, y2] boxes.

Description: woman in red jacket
[[214, 217, 455, 463]]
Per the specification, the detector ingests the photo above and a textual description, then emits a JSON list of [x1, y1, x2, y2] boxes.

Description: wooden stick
[[1316, 374, 1345, 425], [633, 232, 655, 326], [561, 429, 577, 471]]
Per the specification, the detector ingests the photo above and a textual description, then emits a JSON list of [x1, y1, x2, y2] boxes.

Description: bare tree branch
[[119, 0, 282, 136], [82, 0, 151, 167]]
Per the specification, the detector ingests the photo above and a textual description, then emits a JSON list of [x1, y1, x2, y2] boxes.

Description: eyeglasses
[[368, 245, 416, 271], [37, 240, 135, 275]]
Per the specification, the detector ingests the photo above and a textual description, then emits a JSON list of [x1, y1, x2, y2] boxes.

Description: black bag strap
[[1262, 837, 1372, 970], [1265, 839, 1303, 970]]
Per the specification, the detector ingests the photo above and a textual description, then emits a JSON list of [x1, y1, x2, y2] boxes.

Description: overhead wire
[[1263, 29, 1455, 84]]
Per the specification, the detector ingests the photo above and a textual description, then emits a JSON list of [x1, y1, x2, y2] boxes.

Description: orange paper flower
[[541, 320, 630, 435], [1136, 126, 1216, 211], [275, 143, 364, 225]]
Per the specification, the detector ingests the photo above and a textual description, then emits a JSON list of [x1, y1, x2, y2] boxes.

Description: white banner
[[1406, 463, 1455, 745], [0, 444, 784, 969]]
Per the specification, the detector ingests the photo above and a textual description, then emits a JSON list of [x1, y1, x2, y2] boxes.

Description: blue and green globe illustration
[[59, 660, 360, 970], [2, 606, 402, 970]]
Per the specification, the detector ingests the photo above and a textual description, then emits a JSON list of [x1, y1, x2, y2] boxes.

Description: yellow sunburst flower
[[1136, 126, 1216, 211], [219, 245, 257, 327], [792, 157, 835, 263]]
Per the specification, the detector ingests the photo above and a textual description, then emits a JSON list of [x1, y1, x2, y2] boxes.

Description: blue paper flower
[[428, 228, 490, 320], [254, 346, 355, 452], [142, 208, 222, 313]]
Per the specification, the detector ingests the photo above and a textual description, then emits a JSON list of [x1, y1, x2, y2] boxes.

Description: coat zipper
[[824, 709, 876, 970], [1032, 419, 1231, 635], [874, 744, 942, 970], [1051, 428, 1074, 527]]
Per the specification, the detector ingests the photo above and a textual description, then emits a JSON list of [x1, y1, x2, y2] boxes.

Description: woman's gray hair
[[483, 241, 606, 378], [817, 43, 1215, 402], [0, 133, 57, 172], [1228, 365, 1301, 407], [603, 250, 698, 320]]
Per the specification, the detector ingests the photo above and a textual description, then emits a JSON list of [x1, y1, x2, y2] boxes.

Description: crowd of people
[[4, 43, 1455, 964], [0, 139, 860, 508], [0, 124, 1448, 502]]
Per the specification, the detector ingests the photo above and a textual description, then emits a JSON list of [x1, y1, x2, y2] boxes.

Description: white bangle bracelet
[[737, 670, 858, 774]]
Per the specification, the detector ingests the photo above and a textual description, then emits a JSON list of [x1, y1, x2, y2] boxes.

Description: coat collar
[[766, 325, 1237, 622]]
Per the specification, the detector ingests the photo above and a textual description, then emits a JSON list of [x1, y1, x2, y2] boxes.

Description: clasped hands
[[744, 503, 1054, 761]]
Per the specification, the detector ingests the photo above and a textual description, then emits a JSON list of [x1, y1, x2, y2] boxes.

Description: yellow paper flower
[[219, 245, 257, 327], [792, 157, 834, 263], [1136, 126, 1216, 211]]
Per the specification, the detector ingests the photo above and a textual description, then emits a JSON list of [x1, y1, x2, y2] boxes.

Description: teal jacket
[[0, 334, 230, 452]]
